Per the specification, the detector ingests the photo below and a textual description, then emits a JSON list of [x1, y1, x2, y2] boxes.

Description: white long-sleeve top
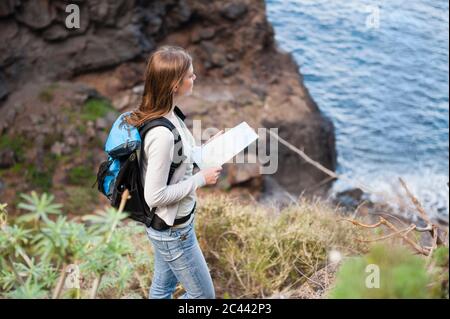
[[138, 106, 205, 227]]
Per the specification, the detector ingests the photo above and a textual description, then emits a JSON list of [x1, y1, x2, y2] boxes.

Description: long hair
[[125, 46, 192, 127]]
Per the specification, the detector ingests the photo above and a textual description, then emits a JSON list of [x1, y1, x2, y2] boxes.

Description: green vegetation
[[38, 83, 59, 103], [81, 98, 115, 121], [328, 244, 449, 299], [22, 154, 58, 192], [0, 193, 447, 299], [0, 134, 30, 163], [43, 133, 63, 149], [38, 90, 53, 103], [77, 123, 87, 134], [25, 164, 53, 192], [0, 192, 150, 299], [61, 105, 77, 124], [64, 186, 98, 215], [10, 163, 24, 174], [67, 165, 95, 186]]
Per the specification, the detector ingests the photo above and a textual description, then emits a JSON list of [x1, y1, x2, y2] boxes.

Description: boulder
[[226, 153, 262, 188], [164, 0, 191, 30], [220, 3, 248, 21], [0, 0, 20, 17], [0, 0, 338, 199], [15, 0, 56, 30], [0, 72, 9, 100], [0, 149, 16, 169]]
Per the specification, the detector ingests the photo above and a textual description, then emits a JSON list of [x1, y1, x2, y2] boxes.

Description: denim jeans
[[145, 219, 215, 299]]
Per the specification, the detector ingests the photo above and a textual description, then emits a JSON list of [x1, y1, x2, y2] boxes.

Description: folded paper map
[[192, 122, 259, 169]]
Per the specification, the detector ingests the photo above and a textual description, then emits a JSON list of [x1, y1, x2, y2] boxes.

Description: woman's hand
[[205, 130, 224, 145], [200, 166, 223, 185]]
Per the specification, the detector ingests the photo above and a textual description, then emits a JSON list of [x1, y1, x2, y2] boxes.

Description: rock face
[[0, 0, 336, 198]]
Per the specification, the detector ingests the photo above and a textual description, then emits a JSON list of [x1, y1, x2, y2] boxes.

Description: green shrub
[[0, 135, 29, 163], [0, 192, 151, 299], [81, 98, 115, 121], [428, 246, 449, 299], [2, 191, 446, 299], [328, 244, 446, 299], [64, 186, 98, 215], [25, 164, 53, 192], [67, 166, 95, 186], [38, 84, 59, 103], [38, 90, 54, 103]]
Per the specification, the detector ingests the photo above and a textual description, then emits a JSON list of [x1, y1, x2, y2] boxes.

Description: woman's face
[[175, 64, 196, 97]]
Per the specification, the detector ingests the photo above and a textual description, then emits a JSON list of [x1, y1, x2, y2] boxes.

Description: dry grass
[[194, 194, 368, 298]]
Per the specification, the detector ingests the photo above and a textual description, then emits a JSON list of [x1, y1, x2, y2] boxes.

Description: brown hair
[[125, 46, 192, 127]]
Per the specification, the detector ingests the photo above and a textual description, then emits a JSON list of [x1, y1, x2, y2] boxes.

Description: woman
[[125, 45, 222, 299]]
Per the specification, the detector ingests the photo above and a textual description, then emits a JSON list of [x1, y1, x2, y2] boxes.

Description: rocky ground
[[0, 0, 336, 215]]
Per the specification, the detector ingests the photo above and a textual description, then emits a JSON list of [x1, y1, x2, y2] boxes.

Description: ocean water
[[266, 0, 449, 220]]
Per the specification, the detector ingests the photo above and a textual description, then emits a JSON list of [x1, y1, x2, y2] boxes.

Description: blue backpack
[[93, 107, 187, 228]]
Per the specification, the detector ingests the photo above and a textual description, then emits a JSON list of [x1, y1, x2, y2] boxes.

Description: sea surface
[[266, 0, 449, 220]]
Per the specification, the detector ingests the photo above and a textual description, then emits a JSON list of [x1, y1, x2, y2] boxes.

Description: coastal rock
[[144, 13, 163, 36], [164, 0, 191, 29], [0, 72, 8, 100], [88, 0, 134, 27], [42, 9, 90, 41], [334, 188, 365, 210], [226, 153, 262, 187], [15, 0, 56, 30], [220, 3, 248, 21], [0, 0, 337, 201], [222, 63, 239, 77], [0, 0, 19, 18], [263, 113, 336, 196]]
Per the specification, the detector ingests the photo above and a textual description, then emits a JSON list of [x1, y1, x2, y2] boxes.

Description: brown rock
[[95, 118, 108, 130], [42, 6, 90, 42], [66, 136, 77, 147], [50, 142, 65, 157], [0, 0, 19, 17], [0, 0, 338, 199], [199, 28, 216, 40], [88, 0, 133, 27], [222, 63, 239, 77], [211, 52, 226, 68], [226, 153, 262, 187], [262, 114, 336, 196], [112, 94, 131, 111], [165, 0, 192, 29], [190, 30, 202, 44], [145, 14, 162, 35], [0, 149, 16, 169], [15, 0, 56, 30], [0, 72, 8, 100], [220, 3, 248, 21]]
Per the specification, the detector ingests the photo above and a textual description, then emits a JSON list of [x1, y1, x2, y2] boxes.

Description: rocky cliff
[[0, 0, 336, 210]]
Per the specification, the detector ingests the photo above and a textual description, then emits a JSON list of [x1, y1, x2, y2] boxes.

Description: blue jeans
[[145, 219, 215, 299]]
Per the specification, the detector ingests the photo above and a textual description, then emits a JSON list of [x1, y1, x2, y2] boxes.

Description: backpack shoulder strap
[[138, 118, 177, 138], [138, 117, 186, 185], [138, 117, 188, 222]]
